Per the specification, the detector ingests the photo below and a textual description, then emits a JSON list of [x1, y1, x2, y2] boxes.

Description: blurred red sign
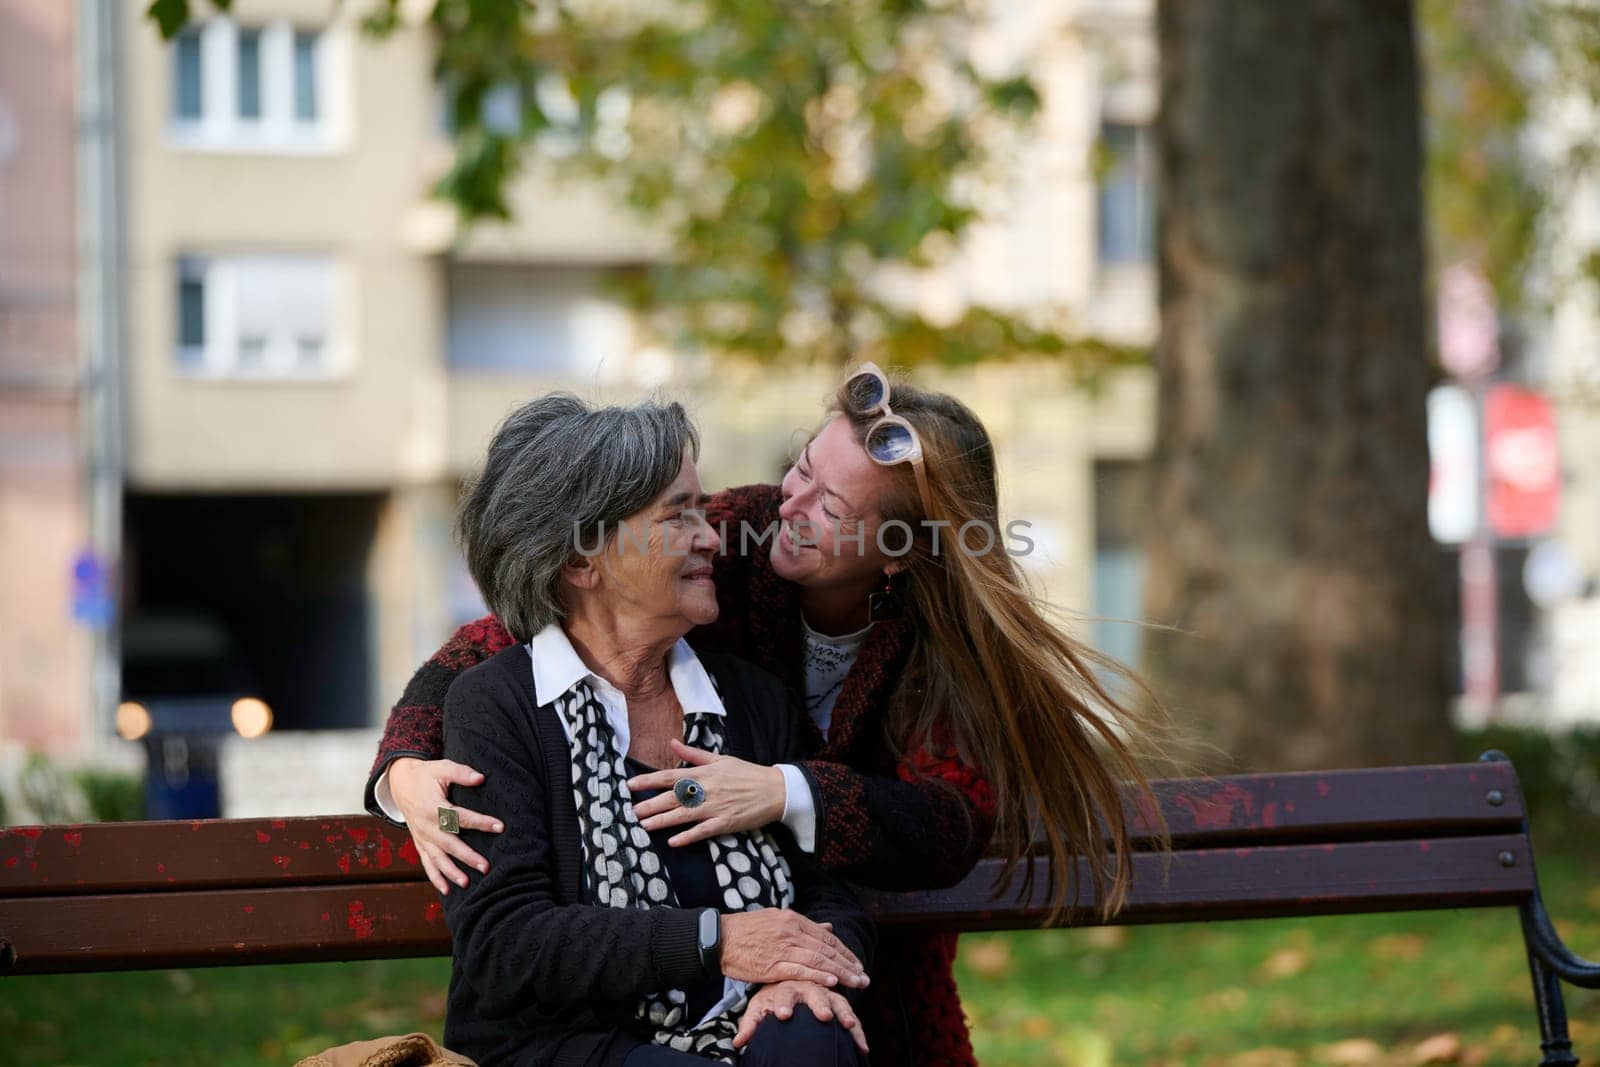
[[1486, 385, 1559, 539]]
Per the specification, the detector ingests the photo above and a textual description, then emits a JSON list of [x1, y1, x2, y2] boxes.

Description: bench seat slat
[[0, 835, 1535, 976], [0, 762, 1526, 898], [866, 833, 1536, 929]]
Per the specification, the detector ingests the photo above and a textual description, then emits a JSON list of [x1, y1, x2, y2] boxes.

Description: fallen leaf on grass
[[1486, 1024, 1521, 1048], [1082, 925, 1128, 951], [1314, 1037, 1383, 1065], [415, 991, 448, 1021], [359, 1008, 404, 1033], [963, 937, 1013, 980], [1201, 986, 1250, 1012], [1259, 947, 1311, 980], [1052, 1026, 1113, 1067], [1409, 1032, 1461, 1064], [1021, 1015, 1053, 1040], [1367, 934, 1427, 961], [1228, 1046, 1299, 1067]]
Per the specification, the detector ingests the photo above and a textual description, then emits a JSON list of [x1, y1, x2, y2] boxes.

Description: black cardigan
[[438, 643, 877, 1067]]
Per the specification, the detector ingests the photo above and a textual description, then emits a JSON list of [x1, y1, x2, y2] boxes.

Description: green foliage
[[145, 0, 231, 41], [1420, 0, 1600, 312], [75, 769, 146, 823], [10, 753, 141, 825], [17, 752, 87, 825], [149, 0, 1127, 370], [1457, 725, 1600, 831]]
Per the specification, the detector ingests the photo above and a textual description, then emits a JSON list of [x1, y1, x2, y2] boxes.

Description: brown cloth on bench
[[293, 1032, 476, 1067]]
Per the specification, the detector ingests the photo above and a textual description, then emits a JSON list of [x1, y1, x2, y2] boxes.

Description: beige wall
[[122, 0, 447, 491], [0, 0, 90, 756], [445, 161, 667, 266]]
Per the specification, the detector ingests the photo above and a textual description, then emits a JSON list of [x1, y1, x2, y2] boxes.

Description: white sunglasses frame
[[843, 361, 934, 519]]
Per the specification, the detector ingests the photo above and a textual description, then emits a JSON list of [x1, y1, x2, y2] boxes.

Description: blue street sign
[[72, 549, 115, 628]]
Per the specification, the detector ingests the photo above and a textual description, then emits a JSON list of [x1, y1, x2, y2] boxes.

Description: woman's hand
[[719, 910, 870, 991], [388, 757, 504, 895], [731, 980, 869, 1053], [626, 739, 786, 846]]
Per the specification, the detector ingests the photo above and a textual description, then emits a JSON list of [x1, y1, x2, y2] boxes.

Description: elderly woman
[[438, 394, 875, 1067]]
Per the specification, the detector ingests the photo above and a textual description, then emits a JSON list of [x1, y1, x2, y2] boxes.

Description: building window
[[236, 29, 263, 120], [174, 254, 340, 379], [177, 259, 207, 372], [168, 19, 337, 151], [1095, 122, 1155, 268], [1091, 461, 1148, 672], [174, 29, 203, 120], [435, 74, 628, 160], [446, 264, 632, 377], [293, 31, 319, 121]]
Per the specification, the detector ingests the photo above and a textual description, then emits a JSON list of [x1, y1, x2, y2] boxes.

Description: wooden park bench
[[3, 751, 1596, 1065]]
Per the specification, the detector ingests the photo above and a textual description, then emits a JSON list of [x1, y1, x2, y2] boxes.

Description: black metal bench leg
[[1523, 928, 1579, 1067], [1479, 751, 1600, 1066]]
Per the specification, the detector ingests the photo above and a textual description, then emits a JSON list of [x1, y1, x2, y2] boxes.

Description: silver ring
[[674, 778, 707, 809]]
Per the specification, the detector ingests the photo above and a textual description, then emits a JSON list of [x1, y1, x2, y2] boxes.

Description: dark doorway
[[123, 493, 383, 731]]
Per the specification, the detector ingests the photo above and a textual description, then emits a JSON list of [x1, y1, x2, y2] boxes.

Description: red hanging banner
[[1485, 385, 1560, 539]]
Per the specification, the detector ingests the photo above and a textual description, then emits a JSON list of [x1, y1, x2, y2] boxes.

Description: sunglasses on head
[[842, 361, 934, 519]]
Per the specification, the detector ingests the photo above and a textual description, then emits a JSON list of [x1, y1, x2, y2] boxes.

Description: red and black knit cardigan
[[367, 483, 998, 1067]]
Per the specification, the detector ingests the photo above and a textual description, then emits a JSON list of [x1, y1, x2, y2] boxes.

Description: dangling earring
[[868, 571, 904, 621]]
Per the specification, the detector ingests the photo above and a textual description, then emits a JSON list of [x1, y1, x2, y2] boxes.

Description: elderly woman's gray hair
[[457, 393, 701, 641]]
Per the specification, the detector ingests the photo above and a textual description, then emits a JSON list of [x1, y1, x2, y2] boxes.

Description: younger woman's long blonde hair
[[831, 374, 1187, 922]]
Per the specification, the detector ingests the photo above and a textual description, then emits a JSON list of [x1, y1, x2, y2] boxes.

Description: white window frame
[[168, 18, 348, 155], [174, 253, 347, 382]]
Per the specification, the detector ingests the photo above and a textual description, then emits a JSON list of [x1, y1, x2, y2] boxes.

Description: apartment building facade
[[110, 0, 1159, 759]]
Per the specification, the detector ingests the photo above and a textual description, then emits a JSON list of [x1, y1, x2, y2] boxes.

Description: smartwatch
[[696, 907, 722, 972]]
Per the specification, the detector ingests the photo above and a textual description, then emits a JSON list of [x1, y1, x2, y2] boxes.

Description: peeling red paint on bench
[[0, 761, 1547, 975]]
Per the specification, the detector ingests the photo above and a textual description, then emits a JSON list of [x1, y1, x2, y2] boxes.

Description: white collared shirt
[[527, 623, 811, 1029], [374, 627, 819, 851]]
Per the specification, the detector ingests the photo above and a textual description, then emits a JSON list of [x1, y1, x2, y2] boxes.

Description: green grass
[[5, 838, 1597, 1066], [956, 839, 1600, 1066]]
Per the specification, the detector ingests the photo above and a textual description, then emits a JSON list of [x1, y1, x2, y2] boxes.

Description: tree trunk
[[1146, 0, 1450, 772]]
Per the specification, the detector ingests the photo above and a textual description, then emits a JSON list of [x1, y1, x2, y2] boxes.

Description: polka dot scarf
[[555, 679, 795, 1063]]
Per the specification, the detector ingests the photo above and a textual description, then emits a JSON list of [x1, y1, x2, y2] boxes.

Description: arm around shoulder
[[364, 615, 516, 820]]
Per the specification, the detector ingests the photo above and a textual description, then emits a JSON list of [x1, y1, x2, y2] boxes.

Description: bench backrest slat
[[1140, 762, 1523, 845], [0, 762, 1526, 898], [0, 833, 1535, 975]]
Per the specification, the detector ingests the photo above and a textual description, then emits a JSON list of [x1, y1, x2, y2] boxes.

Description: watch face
[[699, 908, 720, 954]]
